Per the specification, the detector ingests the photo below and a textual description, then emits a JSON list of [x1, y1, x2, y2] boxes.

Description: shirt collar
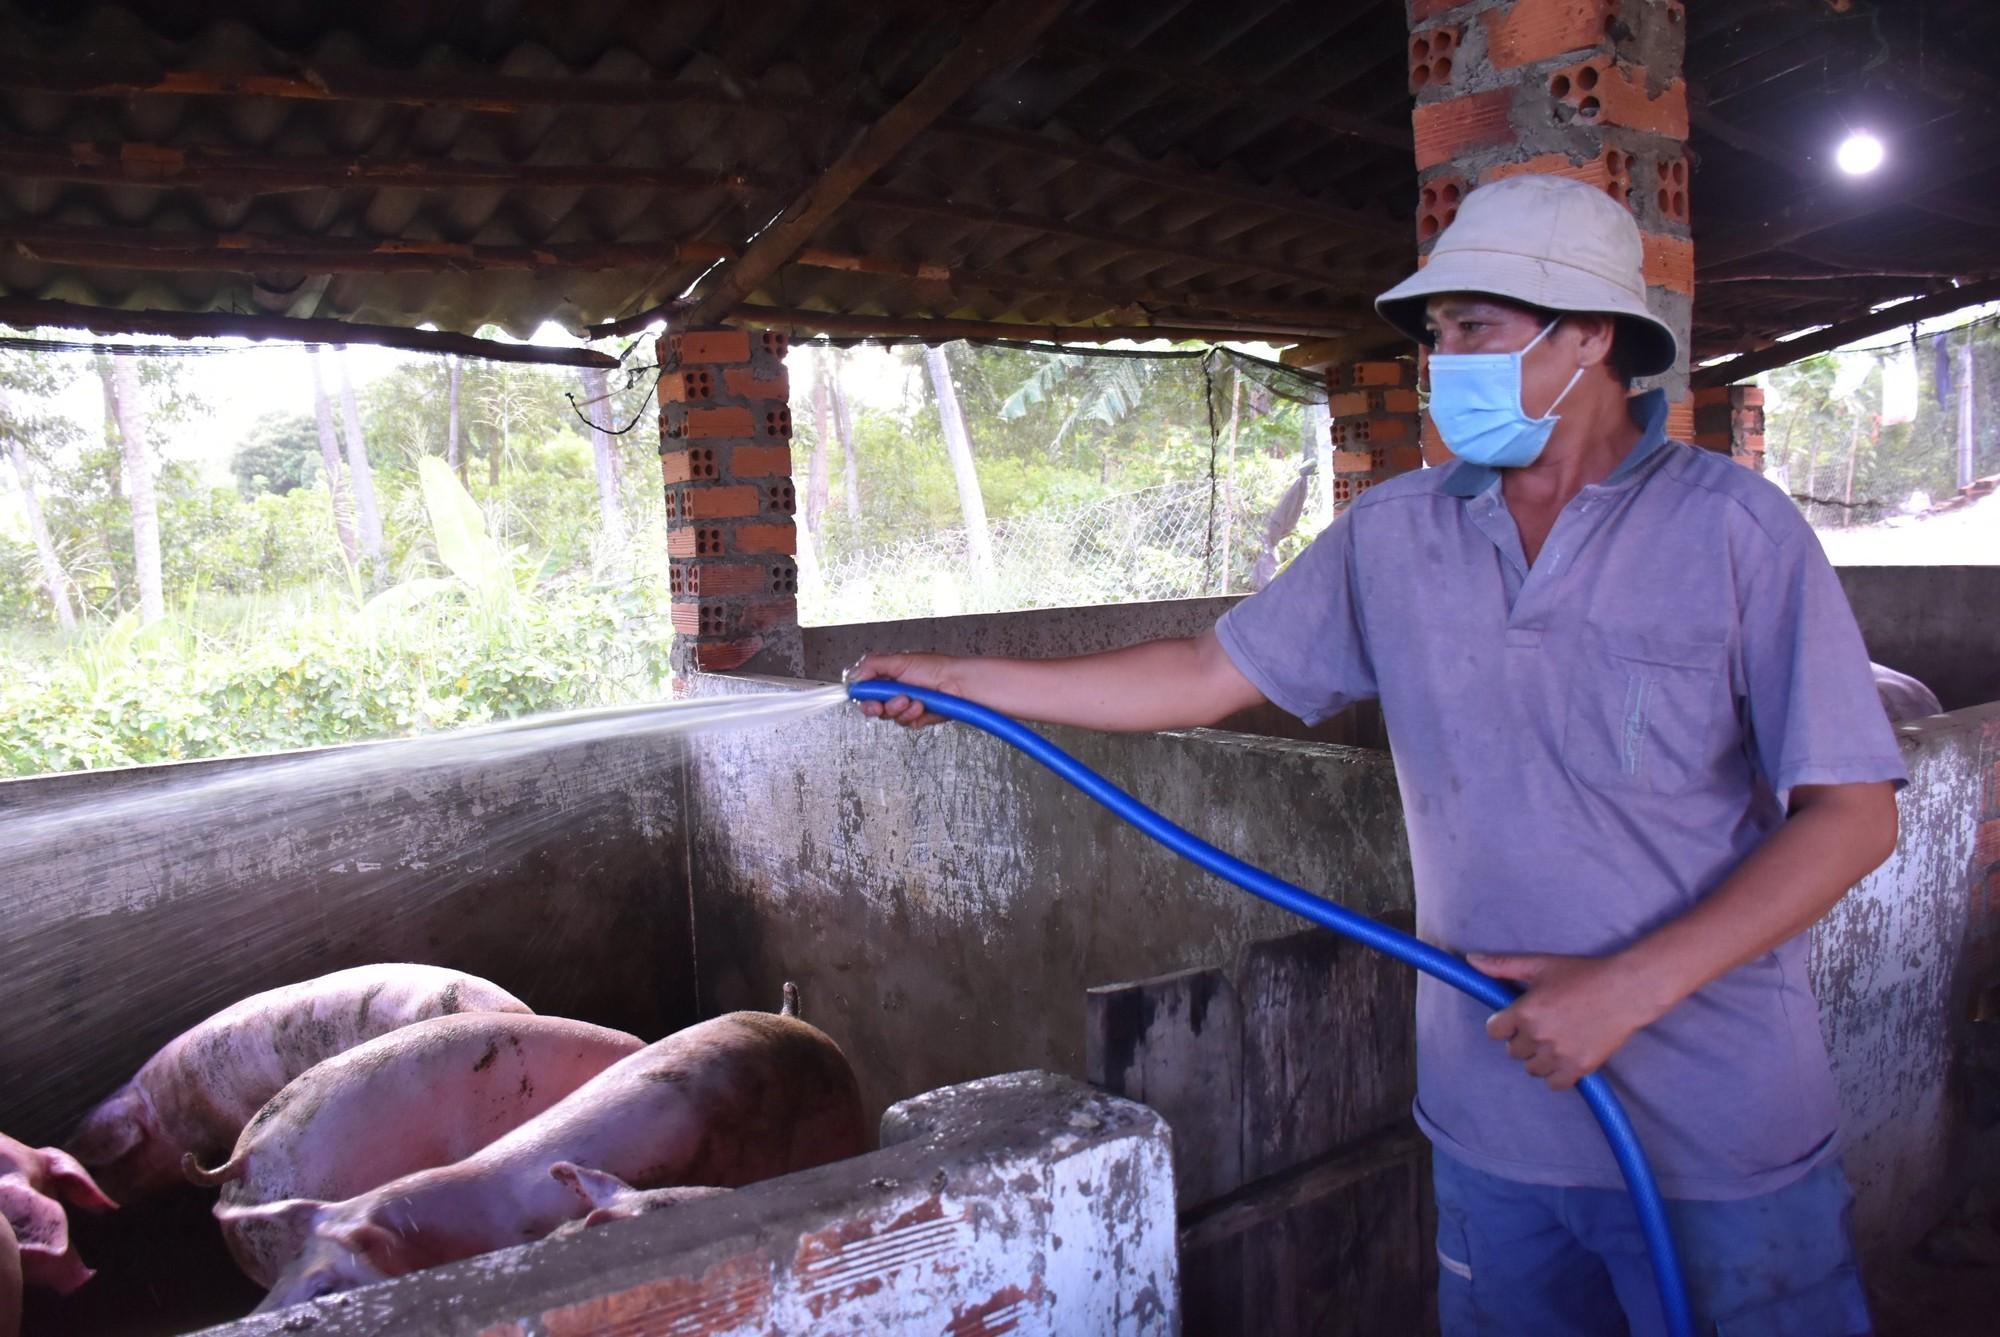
[[1439, 388, 1672, 499]]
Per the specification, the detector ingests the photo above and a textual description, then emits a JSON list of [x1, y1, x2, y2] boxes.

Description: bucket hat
[[1375, 174, 1680, 378]]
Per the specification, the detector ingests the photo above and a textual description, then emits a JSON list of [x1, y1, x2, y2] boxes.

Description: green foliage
[[0, 564, 672, 777], [230, 411, 324, 496]]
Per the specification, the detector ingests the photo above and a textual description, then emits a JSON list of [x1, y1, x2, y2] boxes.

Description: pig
[[1, 1214, 18, 1337], [0, 1132, 118, 1298], [67, 964, 530, 1202], [187, 1013, 642, 1287], [544, 1162, 730, 1238], [1873, 661, 1943, 723], [254, 994, 867, 1310]]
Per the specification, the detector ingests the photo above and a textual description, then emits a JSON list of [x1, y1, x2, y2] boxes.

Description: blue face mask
[[1427, 321, 1585, 468]]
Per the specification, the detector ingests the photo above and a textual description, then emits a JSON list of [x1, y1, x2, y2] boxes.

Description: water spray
[[847, 677, 1694, 1337]]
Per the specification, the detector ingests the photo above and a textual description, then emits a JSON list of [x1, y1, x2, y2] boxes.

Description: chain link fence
[[803, 470, 1330, 625]]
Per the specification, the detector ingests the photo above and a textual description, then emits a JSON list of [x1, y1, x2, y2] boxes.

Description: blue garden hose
[[848, 678, 1695, 1337]]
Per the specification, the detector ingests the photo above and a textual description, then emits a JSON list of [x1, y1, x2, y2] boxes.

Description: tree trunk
[[1, 401, 77, 630], [309, 352, 360, 569], [923, 343, 993, 584], [1803, 414, 1821, 522], [334, 348, 386, 573], [446, 355, 464, 483], [1957, 333, 1977, 492], [489, 400, 505, 488], [832, 349, 861, 520], [805, 351, 834, 548], [99, 356, 165, 625], [1840, 416, 1863, 523], [1216, 370, 1241, 594], [579, 366, 627, 547]]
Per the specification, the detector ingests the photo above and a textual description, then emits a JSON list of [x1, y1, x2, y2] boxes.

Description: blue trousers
[[1433, 1150, 1872, 1336]]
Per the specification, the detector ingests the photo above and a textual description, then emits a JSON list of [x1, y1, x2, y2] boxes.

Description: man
[[856, 173, 1902, 1334]]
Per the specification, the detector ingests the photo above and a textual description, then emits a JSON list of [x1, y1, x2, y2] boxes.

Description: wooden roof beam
[[1691, 276, 2000, 387], [1, 218, 1363, 332], [726, 304, 1277, 345], [681, 0, 1075, 328], [0, 297, 617, 367], [925, 120, 1406, 242]]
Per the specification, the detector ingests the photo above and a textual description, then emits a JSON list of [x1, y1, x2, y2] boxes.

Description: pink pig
[[0, 1131, 118, 1301], [67, 964, 529, 1202], [189, 1013, 642, 1287], [255, 998, 868, 1311], [2, 1213, 20, 1337]]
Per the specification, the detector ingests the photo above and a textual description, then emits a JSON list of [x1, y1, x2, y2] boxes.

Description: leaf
[[417, 457, 512, 607]]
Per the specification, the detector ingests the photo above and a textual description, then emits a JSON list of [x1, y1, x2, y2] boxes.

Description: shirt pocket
[[1562, 628, 1734, 796]]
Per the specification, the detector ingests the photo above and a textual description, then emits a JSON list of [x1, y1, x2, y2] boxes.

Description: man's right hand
[[849, 652, 958, 729]]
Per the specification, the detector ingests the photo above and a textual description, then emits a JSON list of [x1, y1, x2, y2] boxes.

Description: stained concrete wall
[[679, 674, 1414, 1124], [1817, 703, 2000, 1256], [0, 734, 694, 1150], [1836, 566, 2000, 711]]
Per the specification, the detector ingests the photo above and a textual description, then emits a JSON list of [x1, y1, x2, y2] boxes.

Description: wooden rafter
[[681, 0, 1077, 328], [0, 134, 764, 198], [0, 297, 617, 367], [726, 304, 1266, 345], [1691, 276, 2000, 387], [0, 56, 831, 116], [924, 120, 1406, 242], [0, 224, 718, 275], [850, 189, 1376, 289]]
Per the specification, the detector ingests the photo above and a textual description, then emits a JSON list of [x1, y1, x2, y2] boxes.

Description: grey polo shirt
[[1215, 390, 1906, 1200]]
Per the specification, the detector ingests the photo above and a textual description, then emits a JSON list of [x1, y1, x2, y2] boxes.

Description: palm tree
[[0, 382, 77, 629], [308, 352, 361, 569], [333, 348, 386, 576], [923, 344, 993, 584], [97, 355, 165, 625]]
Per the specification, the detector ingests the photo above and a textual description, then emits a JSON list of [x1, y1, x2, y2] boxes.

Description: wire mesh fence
[[789, 339, 1334, 625], [803, 471, 1333, 624]]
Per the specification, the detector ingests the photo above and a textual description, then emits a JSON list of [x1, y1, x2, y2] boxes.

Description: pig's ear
[[550, 1162, 634, 1211], [0, 1180, 71, 1258], [64, 1089, 146, 1167], [331, 1221, 401, 1272], [36, 1147, 119, 1213]]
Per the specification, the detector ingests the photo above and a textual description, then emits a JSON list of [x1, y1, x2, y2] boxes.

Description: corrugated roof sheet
[[0, 0, 1995, 360]]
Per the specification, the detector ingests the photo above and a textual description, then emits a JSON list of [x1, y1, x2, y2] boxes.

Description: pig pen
[[3, 602, 1997, 1335]]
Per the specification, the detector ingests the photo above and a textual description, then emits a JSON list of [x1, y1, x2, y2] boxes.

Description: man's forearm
[[935, 634, 1263, 732], [1615, 782, 1899, 1022]]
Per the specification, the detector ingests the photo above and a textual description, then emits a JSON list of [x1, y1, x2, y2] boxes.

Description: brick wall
[[1406, 0, 1693, 439], [1327, 358, 1425, 507], [1692, 384, 1765, 469], [659, 327, 802, 678]]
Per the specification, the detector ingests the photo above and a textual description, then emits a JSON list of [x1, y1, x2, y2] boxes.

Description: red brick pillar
[[1407, 0, 1693, 439], [658, 327, 801, 679], [1327, 358, 1425, 510], [1692, 385, 1765, 471]]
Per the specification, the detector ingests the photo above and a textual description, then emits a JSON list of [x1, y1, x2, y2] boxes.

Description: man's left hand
[[1469, 952, 1661, 1091]]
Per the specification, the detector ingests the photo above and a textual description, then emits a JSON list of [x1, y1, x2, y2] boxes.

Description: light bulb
[[1836, 132, 1885, 176]]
